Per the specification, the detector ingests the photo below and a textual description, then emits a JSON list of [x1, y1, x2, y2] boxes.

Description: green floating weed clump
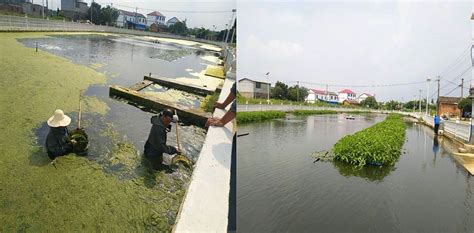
[[292, 110, 338, 115], [200, 92, 220, 112], [237, 111, 285, 124], [333, 114, 406, 167]]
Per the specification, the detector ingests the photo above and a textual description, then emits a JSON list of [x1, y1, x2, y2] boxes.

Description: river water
[[18, 34, 218, 171], [237, 114, 474, 232]]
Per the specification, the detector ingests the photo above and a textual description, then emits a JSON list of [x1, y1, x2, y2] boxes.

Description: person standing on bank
[[434, 114, 440, 135], [144, 109, 181, 169], [45, 109, 77, 160]]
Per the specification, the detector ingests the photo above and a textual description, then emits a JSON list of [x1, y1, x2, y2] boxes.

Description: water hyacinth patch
[[333, 114, 406, 167], [237, 111, 286, 124]]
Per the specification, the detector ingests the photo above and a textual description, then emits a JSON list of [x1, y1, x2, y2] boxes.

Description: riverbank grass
[[237, 111, 285, 124], [333, 114, 406, 167]]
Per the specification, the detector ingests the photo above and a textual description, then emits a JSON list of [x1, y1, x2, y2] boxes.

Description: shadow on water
[[331, 160, 396, 182]]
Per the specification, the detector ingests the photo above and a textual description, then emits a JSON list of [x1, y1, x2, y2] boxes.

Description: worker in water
[[144, 108, 181, 169], [434, 114, 440, 135], [45, 109, 76, 160]]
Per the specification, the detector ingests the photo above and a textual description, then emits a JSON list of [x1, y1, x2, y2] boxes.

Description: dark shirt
[[46, 126, 73, 159], [230, 82, 236, 113], [145, 115, 177, 157]]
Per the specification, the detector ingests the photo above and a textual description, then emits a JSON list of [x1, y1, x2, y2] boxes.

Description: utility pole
[[436, 76, 440, 115], [230, 18, 236, 45], [42, 0, 44, 19], [265, 72, 270, 104], [419, 89, 422, 113], [90, 0, 93, 23], [225, 9, 236, 44], [297, 81, 300, 102], [461, 78, 464, 98], [426, 78, 431, 115]]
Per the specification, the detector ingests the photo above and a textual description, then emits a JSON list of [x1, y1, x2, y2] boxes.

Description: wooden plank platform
[[144, 75, 215, 96], [129, 80, 154, 91], [109, 85, 211, 127]]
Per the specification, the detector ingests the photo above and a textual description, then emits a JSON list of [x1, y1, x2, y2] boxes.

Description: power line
[[97, 2, 234, 14], [298, 80, 426, 88], [429, 65, 471, 100], [439, 45, 471, 77]]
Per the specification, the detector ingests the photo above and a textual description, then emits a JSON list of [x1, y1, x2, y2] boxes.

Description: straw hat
[[47, 109, 71, 127]]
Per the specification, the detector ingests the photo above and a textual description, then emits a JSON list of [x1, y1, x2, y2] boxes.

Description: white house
[[338, 89, 357, 103], [116, 10, 146, 30], [147, 11, 166, 27], [306, 89, 339, 104], [238, 78, 271, 99], [358, 93, 374, 103], [166, 17, 181, 27]]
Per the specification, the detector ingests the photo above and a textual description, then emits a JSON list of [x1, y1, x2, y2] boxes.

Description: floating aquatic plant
[[333, 114, 406, 167]]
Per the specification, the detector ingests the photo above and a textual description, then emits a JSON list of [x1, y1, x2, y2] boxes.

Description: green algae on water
[[0, 32, 192, 232]]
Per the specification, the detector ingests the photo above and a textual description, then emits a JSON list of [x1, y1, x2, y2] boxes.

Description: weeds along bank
[[237, 109, 374, 123], [237, 111, 286, 123], [333, 114, 406, 167]]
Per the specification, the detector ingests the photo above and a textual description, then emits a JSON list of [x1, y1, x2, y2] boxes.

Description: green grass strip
[[333, 114, 406, 167], [237, 111, 285, 124]]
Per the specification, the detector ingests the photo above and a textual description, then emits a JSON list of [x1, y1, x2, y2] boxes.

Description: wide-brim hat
[[47, 109, 71, 127]]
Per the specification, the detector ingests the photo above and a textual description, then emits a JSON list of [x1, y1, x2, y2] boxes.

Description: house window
[[256, 82, 261, 88]]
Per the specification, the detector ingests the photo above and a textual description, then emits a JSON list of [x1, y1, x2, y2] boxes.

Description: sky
[[238, 1, 472, 102], [46, 0, 235, 30]]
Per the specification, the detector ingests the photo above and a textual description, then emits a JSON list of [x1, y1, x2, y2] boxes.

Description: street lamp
[[426, 78, 431, 115]]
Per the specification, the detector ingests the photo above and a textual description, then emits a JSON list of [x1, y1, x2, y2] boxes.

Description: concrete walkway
[[173, 77, 235, 232]]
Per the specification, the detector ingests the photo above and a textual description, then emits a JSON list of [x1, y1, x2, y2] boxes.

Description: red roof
[[148, 11, 164, 17], [339, 89, 355, 94]]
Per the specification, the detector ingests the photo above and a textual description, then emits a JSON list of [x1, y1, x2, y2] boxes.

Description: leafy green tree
[[360, 96, 378, 109], [100, 5, 119, 26], [458, 98, 472, 116], [271, 81, 289, 99], [287, 85, 308, 102], [383, 100, 401, 110], [87, 2, 101, 24], [169, 21, 188, 36]]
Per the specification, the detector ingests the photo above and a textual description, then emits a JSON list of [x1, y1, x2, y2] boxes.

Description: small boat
[[346, 115, 356, 120]]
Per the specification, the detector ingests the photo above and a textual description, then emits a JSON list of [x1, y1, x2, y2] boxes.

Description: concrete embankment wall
[[173, 48, 236, 231]]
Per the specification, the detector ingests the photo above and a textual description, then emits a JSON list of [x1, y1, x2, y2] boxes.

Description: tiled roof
[[119, 10, 145, 18], [339, 89, 355, 94], [148, 11, 164, 17], [438, 96, 462, 104], [311, 89, 337, 95]]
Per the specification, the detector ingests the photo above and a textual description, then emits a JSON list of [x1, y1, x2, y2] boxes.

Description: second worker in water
[[144, 109, 181, 169]]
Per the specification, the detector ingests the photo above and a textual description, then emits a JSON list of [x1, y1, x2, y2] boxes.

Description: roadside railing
[[0, 14, 225, 47], [443, 120, 470, 142], [237, 103, 377, 113]]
